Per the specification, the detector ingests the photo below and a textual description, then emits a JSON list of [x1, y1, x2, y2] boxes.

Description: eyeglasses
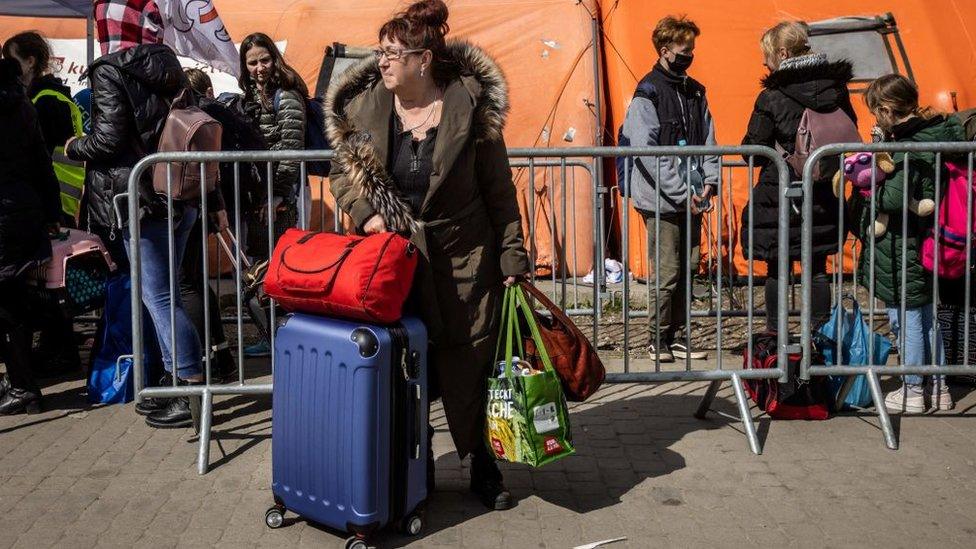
[[373, 48, 425, 61]]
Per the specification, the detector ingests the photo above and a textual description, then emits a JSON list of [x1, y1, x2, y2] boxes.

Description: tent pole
[[590, 13, 604, 270], [86, 9, 95, 65]]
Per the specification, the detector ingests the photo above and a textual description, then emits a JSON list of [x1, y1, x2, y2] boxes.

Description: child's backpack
[[922, 161, 976, 278], [273, 90, 331, 177], [777, 92, 861, 180], [742, 332, 831, 420], [151, 88, 223, 200]]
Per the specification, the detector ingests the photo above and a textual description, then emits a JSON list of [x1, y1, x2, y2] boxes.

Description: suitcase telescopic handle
[[413, 383, 422, 460]]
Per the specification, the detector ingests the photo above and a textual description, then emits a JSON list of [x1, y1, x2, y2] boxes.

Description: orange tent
[[0, 0, 601, 276], [603, 0, 976, 279]]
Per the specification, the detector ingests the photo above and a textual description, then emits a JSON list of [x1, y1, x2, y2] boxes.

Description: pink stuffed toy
[[833, 152, 934, 238]]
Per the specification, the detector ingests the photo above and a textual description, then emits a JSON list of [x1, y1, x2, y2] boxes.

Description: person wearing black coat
[[0, 59, 62, 414], [66, 44, 207, 428], [741, 21, 856, 330], [3, 31, 84, 375]]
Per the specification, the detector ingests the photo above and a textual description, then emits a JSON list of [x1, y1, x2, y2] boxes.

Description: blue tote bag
[[87, 274, 160, 404], [818, 298, 892, 409]]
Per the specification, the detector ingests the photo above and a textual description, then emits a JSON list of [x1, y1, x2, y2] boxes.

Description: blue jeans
[[887, 306, 944, 388], [126, 204, 202, 378]]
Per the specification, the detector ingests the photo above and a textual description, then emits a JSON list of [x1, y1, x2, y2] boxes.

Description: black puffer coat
[[65, 44, 187, 231], [741, 55, 856, 262], [0, 60, 60, 283]]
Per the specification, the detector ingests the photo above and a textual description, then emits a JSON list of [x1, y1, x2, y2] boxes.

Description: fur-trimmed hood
[[324, 40, 510, 232], [326, 40, 509, 146], [761, 56, 854, 113]]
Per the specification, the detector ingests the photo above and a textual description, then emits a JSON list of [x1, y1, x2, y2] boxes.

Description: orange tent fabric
[[602, 0, 976, 279], [0, 0, 601, 276]]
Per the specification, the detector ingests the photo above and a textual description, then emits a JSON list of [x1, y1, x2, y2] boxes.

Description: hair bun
[[405, 0, 449, 29]]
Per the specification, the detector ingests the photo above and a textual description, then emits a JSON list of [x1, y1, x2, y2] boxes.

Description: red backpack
[[743, 332, 831, 420], [922, 160, 976, 279]]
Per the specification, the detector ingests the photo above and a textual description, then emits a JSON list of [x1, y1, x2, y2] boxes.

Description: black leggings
[[179, 217, 234, 377], [765, 258, 831, 332], [0, 279, 38, 393]]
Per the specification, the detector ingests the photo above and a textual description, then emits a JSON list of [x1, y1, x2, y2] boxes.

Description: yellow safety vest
[[32, 89, 85, 220]]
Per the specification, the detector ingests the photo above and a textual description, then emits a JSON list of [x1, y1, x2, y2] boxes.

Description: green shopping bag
[[485, 286, 575, 466]]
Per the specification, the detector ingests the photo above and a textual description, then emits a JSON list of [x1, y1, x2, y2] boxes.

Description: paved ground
[[2, 366, 976, 549]]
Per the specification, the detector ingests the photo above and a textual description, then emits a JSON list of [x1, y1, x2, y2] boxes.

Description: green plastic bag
[[485, 286, 575, 466]]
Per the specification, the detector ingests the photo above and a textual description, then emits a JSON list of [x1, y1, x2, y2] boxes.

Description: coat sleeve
[[329, 157, 377, 231], [623, 95, 685, 198], [476, 137, 531, 277], [875, 153, 934, 214], [65, 65, 132, 163], [741, 92, 776, 167], [34, 94, 72, 155], [24, 102, 62, 224], [701, 97, 720, 187], [271, 89, 306, 198]]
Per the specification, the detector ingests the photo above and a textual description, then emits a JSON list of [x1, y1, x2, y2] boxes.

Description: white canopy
[[0, 0, 90, 18]]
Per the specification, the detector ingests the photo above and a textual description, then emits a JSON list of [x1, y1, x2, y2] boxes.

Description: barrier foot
[[865, 369, 898, 450], [694, 380, 722, 419], [833, 375, 857, 412], [196, 389, 214, 475], [730, 373, 762, 455]]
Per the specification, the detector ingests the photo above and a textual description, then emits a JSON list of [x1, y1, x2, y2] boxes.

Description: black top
[[389, 113, 437, 215], [28, 74, 76, 156]]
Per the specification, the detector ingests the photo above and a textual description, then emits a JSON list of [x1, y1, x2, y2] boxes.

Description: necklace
[[396, 91, 440, 135]]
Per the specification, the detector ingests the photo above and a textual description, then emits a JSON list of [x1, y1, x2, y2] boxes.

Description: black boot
[[469, 446, 512, 510], [0, 375, 9, 400], [0, 387, 42, 415], [145, 378, 200, 429], [135, 373, 173, 416]]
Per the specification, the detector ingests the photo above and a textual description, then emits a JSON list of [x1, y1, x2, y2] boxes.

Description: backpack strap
[[273, 89, 283, 115]]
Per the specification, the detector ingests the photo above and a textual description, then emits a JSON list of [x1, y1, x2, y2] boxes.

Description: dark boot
[[0, 387, 42, 415], [469, 446, 512, 510], [0, 375, 9, 400], [145, 396, 191, 428], [145, 378, 200, 429], [135, 373, 173, 416]]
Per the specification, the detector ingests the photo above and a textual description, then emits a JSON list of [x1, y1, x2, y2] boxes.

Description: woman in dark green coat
[[851, 75, 965, 414], [326, 0, 530, 510]]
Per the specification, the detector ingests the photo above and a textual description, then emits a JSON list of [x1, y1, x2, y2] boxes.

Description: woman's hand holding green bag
[[484, 285, 575, 467]]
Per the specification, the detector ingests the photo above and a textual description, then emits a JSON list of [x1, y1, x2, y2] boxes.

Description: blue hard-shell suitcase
[[265, 313, 429, 547]]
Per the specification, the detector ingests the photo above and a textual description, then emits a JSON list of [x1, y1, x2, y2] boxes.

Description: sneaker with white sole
[[931, 387, 955, 411], [648, 344, 674, 363], [884, 385, 926, 413], [670, 342, 708, 360]]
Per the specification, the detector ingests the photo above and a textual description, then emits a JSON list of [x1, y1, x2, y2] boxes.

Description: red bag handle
[[280, 235, 358, 274]]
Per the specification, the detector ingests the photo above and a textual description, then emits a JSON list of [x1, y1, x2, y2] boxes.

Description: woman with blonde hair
[[742, 20, 857, 331]]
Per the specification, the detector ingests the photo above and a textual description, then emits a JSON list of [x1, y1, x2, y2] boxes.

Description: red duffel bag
[[264, 228, 418, 323]]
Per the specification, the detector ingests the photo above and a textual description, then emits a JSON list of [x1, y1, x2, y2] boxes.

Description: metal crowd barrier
[[508, 146, 793, 455], [800, 141, 976, 450], [123, 145, 794, 474]]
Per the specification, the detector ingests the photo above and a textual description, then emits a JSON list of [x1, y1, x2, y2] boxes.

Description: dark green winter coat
[[850, 115, 966, 308]]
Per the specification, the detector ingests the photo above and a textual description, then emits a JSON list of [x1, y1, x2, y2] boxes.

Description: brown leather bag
[[519, 281, 605, 401], [152, 88, 222, 200]]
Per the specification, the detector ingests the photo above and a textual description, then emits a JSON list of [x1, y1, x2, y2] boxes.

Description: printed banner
[[157, 0, 239, 76]]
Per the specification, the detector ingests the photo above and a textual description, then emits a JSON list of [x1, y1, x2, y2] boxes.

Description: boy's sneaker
[[884, 384, 926, 413], [671, 342, 708, 360], [244, 341, 271, 358], [930, 386, 955, 411], [648, 344, 674, 363]]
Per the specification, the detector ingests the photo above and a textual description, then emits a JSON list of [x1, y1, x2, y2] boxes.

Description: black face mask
[[669, 52, 694, 74]]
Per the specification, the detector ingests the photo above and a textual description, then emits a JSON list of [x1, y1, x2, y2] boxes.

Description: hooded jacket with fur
[[325, 40, 529, 456], [741, 54, 856, 262]]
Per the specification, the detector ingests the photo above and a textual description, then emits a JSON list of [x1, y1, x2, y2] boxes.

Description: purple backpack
[[780, 107, 861, 179]]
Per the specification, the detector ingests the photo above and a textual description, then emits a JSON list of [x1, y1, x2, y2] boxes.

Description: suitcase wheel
[[265, 506, 285, 529], [344, 536, 368, 549], [400, 514, 423, 536]]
